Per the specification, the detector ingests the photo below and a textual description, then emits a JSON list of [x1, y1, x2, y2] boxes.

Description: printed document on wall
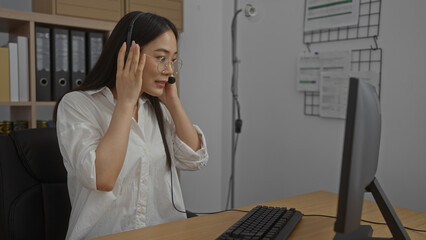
[[297, 50, 350, 91], [319, 71, 379, 119], [304, 0, 360, 32], [319, 72, 349, 119], [320, 50, 351, 73], [297, 52, 321, 91]]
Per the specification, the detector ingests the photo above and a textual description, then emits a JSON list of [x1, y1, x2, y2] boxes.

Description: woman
[[55, 12, 208, 239]]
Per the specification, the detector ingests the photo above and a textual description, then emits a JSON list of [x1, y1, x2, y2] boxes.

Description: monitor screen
[[334, 77, 410, 239]]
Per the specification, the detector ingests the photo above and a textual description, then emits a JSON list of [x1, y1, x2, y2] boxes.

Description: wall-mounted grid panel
[[303, 48, 382, 116], [303, 0, 381, 44]]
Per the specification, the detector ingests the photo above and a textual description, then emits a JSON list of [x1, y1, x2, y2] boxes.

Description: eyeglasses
[[145, 54, 182, 76]]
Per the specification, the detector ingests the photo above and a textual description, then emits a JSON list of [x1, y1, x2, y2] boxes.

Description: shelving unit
[[0, 8, 115, 128], [32, 0, 183, 32]]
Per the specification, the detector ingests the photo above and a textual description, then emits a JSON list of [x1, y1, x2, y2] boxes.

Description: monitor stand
[[334, 178, 411, 240]]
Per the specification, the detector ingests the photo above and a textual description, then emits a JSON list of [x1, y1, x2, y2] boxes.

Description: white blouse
[[56, 87, 208, 240]]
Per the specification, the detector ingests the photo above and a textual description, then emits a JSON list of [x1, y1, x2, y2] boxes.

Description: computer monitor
[[334, 78, 410, 239]]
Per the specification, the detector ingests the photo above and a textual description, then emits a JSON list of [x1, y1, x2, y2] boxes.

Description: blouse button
[[138, 207, 145, 214]]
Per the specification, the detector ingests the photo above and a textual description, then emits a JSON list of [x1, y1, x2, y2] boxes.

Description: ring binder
[[70, 30, 86, 89], [17, 36, 29, 102], [0, 47, 10, 102], [8, 42, 19, 102], [35, 26, 52, 101], [86, 32, 104, 72], [52, 28, 70, 101]]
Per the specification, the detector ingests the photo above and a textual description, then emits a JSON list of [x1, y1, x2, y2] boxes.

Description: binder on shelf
[[37, 120, 55, 128], [86, 31, 104, 72], [35, 26, 52, 101], [0, 47, 10, 102], [0, 121, 13, 134], [8, 42, 19, 102], [17, 36, 29, 102], [13, 120, 29, 131], [52, 28, 70, 101], [0, 121, 29, 133], [70, 30, 86, 89]]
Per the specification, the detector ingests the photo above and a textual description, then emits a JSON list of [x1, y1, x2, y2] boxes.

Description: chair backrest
[[0, 128, 71, 240]]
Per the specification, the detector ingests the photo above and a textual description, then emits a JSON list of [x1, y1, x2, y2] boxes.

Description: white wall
[[178, 0, 232, 212], [0, 0, 30, 11], [181, 0, 426, 213], [377, 0, 426, 212]]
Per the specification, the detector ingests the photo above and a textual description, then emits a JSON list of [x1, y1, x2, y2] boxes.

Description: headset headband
[[125, 12, 145, 60]]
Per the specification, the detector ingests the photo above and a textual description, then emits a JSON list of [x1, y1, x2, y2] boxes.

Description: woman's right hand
[[95, 41, 146, 191], [115, 41, 146, 106]]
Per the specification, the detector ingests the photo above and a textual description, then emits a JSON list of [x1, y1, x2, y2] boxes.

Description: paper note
[[297, 50, 350, 91], [297, 52, 321, 91], [319, 71, 380, 119], [320, 50, 351, 73], [319, 71, 350, 119], [304, 0, 360, 32]]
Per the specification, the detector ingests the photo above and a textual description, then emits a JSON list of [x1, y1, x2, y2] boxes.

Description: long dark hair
[[54, 11, 179, 167]]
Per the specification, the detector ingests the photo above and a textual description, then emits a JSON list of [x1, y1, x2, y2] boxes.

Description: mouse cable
[[303, 214, 426, 233]]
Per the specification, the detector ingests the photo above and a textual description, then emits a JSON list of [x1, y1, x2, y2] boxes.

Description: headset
[[125, 12, 176, 84], [125, 13, 236, 217], [126, 11, 190, 214]]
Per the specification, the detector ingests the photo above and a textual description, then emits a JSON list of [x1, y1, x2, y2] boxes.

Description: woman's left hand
[[159, 81, 179, 108], [158, 80, 201, 151]]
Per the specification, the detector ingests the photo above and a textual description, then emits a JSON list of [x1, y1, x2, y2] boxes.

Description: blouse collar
[[85, 87, 149, 105]]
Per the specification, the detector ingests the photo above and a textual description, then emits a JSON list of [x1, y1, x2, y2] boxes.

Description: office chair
[[0, 128, 71, 240]]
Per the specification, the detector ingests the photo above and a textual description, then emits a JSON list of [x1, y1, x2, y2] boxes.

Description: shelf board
[[0, 102, 56, 106], [0, 8, 115, 31], [36, 101, 56, 106], [0, 102, 32, 106], [0, 17, 28, 32]]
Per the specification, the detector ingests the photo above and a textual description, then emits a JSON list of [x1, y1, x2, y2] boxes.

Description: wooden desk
[[92, 191, 426, 240]]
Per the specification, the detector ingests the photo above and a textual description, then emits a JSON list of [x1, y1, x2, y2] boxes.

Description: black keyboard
[[217, 205, 303, 240]]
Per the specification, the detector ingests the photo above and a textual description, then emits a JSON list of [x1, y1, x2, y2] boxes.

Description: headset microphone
[[168, 76, 176, 84]]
